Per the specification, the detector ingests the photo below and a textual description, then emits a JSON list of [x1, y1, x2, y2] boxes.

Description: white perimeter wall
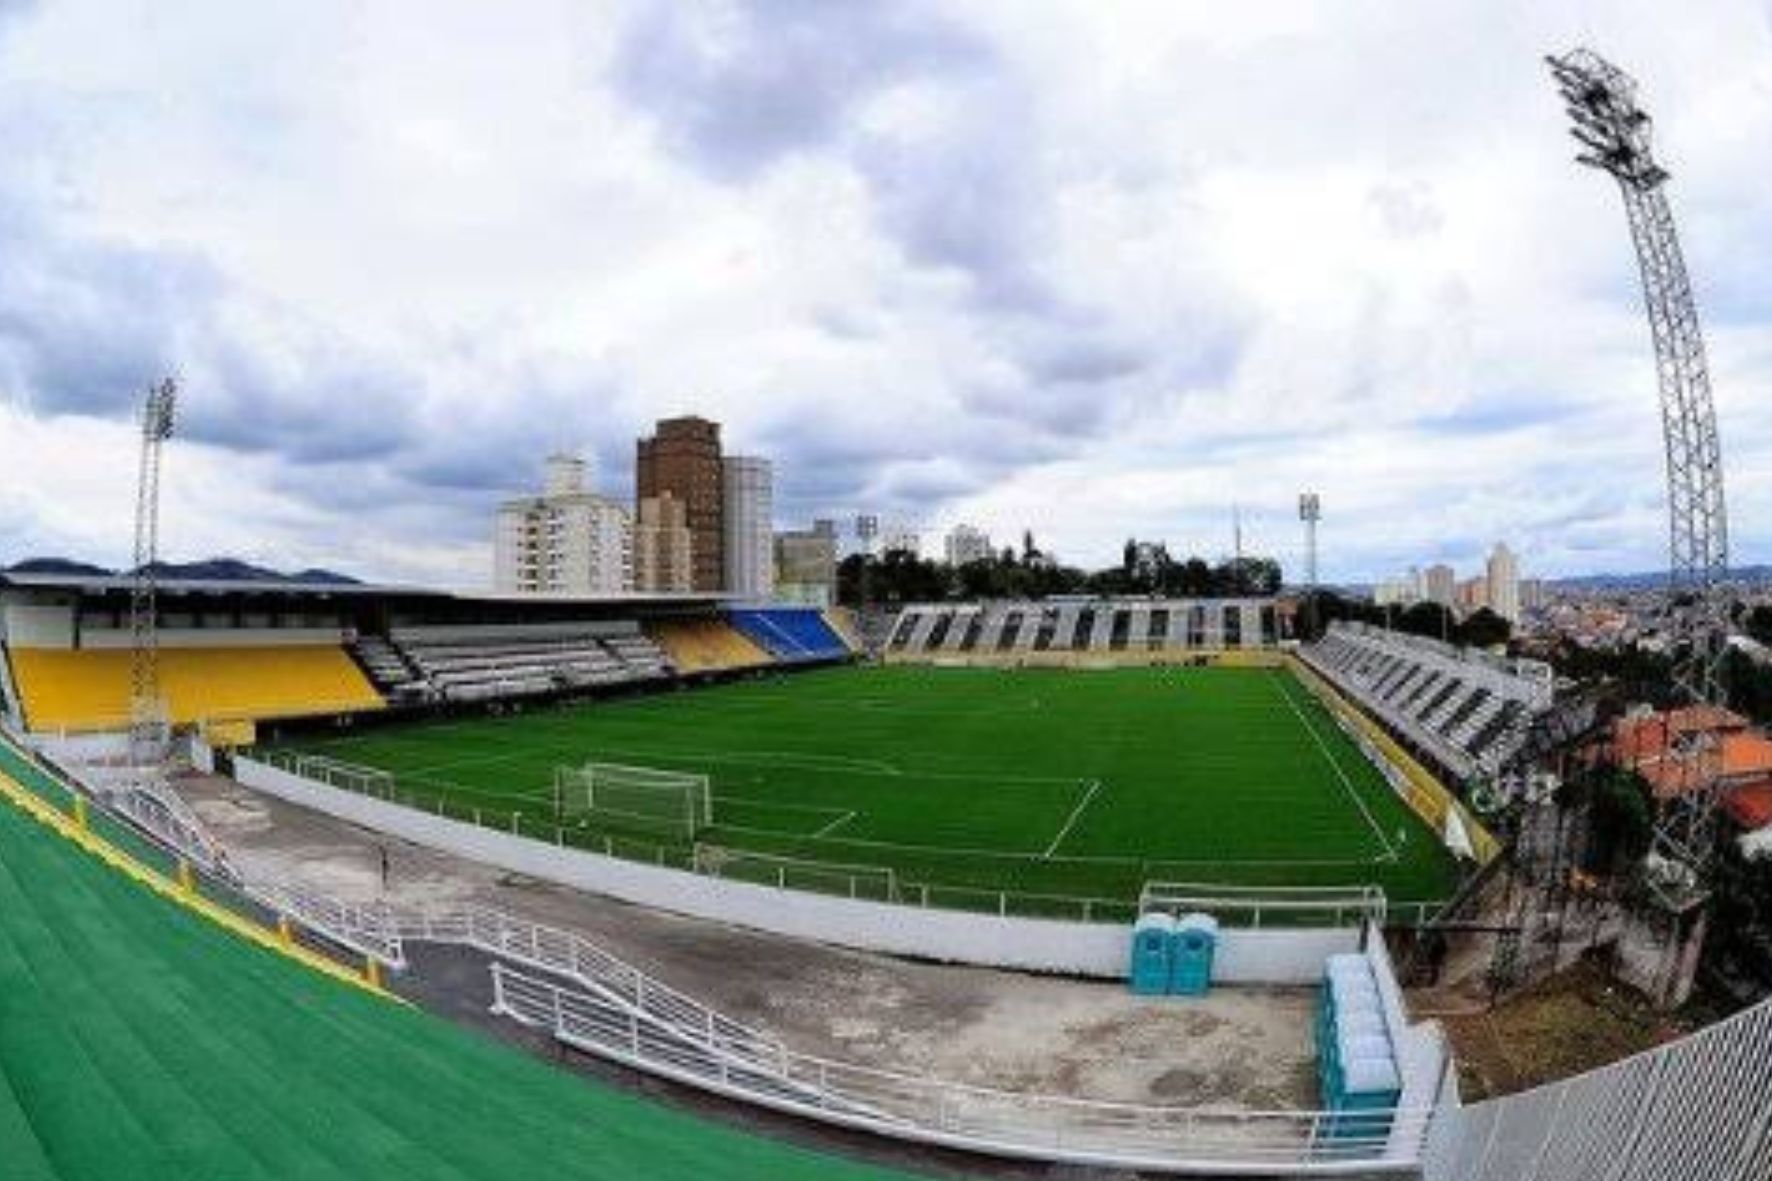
[[235, 754, 1359, 983]]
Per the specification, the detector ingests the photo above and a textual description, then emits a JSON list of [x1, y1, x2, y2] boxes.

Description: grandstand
[[0, 570, 858, 738], [887, 597, 1282, 664], [8, 645, 383, 732], [1298, 621, 1555, 789], [648, 617, 772, 674]]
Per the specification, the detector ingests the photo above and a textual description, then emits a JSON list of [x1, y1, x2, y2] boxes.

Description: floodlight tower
[[1298, 493, 1321, 639], [1298, 493, 1321, 591], [129, 378, 177, 760], [1548, 50, 1730, 876]]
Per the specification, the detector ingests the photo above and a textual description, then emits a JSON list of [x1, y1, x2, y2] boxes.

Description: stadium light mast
[[1547, 49, 1730, 881], [129, 377, 177, 762], [1298, 493, 1321, 638], [1298, 493, 1321, 591]]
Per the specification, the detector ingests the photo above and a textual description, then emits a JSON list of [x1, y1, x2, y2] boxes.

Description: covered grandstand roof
[[0, 568, 731, 608], [0, 759, 916, 1181]]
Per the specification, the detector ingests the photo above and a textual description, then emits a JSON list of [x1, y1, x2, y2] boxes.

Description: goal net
[[693, 843, 899, 903], [554, 761, 712, 841]]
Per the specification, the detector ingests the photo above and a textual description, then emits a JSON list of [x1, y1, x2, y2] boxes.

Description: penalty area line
[[1042, 779, 1104, 859], [811, 810, 857, 838]]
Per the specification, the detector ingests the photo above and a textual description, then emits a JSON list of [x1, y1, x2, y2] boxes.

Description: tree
[[1456, 607, 1511, 649]]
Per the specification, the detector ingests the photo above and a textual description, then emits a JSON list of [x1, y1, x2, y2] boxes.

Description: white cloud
[[0, 0, 1770, 587]]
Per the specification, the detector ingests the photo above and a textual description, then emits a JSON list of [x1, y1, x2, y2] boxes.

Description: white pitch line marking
[[1268, 670, 1398, 861], [1042, 779, 1104, 859], [811, 810, 857, 838]]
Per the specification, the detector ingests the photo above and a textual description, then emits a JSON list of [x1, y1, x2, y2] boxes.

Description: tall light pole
[[1549, 49, 1730, 885], [130, 377, 177, 762], [1299, 493, 1321, 638]]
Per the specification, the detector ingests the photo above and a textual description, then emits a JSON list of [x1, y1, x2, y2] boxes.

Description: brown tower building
[[636, 416, 724, 592]]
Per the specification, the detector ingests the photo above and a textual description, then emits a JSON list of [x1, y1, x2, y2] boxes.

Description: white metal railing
[[490, 962, 1428, 1175], [1423, 991, 1772, 1181], [1139, 882, 1389, 929]]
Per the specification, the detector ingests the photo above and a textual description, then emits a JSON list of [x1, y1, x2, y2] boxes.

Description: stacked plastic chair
[[1316, 953, 1401, 1140]]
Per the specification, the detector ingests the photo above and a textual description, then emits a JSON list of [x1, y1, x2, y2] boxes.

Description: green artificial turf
[[273, 665, 1459, 915]]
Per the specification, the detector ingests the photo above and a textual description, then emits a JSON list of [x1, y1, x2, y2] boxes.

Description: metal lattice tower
[[129, 378, 177, 759], [1548, 49, 1730, 881], [1298, 493, 1321, 591]]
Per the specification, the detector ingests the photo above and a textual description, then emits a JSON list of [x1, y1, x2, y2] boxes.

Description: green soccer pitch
[[268, 664, 1460, 913]]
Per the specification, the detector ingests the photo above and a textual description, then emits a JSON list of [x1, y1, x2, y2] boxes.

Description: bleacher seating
[[350, 636, 430, 703], [1298, 621, 1553, 782], [886, 599, 1280, 659], [0, 750, 917, 1181], [648, 618, 772, 674], [388, 624, 672, 703], [5, 646, 385, 732], [727, 608, 850, 662]]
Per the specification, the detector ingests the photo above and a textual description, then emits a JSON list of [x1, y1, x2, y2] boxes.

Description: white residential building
[[494, 455, 632, 595], [881, 523, 922, 558], [944, 524, 993, 566], [1487, 542, 1521, 623], [722, 456, 774, 599]]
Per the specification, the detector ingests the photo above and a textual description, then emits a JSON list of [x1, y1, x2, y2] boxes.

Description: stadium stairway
[[7, 646, 385, 733], [0, 767, 925, 1179]]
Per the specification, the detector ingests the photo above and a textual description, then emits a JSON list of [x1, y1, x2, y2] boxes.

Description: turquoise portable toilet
[[1168, 912, 1219, 996], [1129, 913, 1176, 995]]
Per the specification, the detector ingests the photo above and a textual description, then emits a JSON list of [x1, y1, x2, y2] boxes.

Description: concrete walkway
[[177, 771, 1316, 1111]]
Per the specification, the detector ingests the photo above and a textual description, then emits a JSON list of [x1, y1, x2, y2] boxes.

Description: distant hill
[[1551, 565, 1772, 591], [5, 556, 361, 586], [6, 557, 115, 577]]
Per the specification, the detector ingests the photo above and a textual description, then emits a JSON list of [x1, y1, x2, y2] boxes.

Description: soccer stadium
[[2, 12, 1771, 1181]]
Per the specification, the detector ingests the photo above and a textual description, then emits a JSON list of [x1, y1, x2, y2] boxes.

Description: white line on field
[[1042, 779, 1103, 859], [1267, 670, 1398, 861], [811, 810, 857, 838]]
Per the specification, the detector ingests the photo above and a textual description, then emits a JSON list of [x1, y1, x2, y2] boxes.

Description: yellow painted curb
[[1285, 655, 1502, 865], [0, 763, 399, 1002]]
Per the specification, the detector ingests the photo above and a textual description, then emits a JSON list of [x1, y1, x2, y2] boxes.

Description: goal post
[[554, 761, 712, 841], [692, 843, 899, 903]]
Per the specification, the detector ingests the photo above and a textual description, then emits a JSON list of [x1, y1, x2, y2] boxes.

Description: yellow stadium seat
[[7, 646, 386, 733], [647, 620, 772, 673]]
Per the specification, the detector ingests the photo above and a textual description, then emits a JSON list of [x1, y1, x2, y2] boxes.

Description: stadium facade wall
[[234, 753, 1361, 983], [1287, 655, 1502, 867], [74, 626, 351, 649]]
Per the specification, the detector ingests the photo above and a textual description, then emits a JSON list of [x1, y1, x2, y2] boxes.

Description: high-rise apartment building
[[1487, 542, 1521, 623], [493, 454, 632, 596], [722, 456, 774, 599], [775, 518, 839, 606], [634, 492, 693, 593], [1423, 563, 1456, 607], [944, 524, 993, 566], [636, 417, 724, 593]]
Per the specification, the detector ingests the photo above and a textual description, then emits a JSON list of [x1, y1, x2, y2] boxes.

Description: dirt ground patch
[[1437, 960, 1697, 1100]]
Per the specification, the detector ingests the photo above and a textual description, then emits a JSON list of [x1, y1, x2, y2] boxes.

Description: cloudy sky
[[1, 0, 1770, 587]]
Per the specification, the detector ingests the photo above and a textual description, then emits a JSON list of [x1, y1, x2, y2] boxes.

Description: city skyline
[[2, 4, 1772, 587]]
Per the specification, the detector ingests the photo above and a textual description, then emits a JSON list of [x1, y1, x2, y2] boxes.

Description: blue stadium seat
[[727, 609, 849, 663]]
